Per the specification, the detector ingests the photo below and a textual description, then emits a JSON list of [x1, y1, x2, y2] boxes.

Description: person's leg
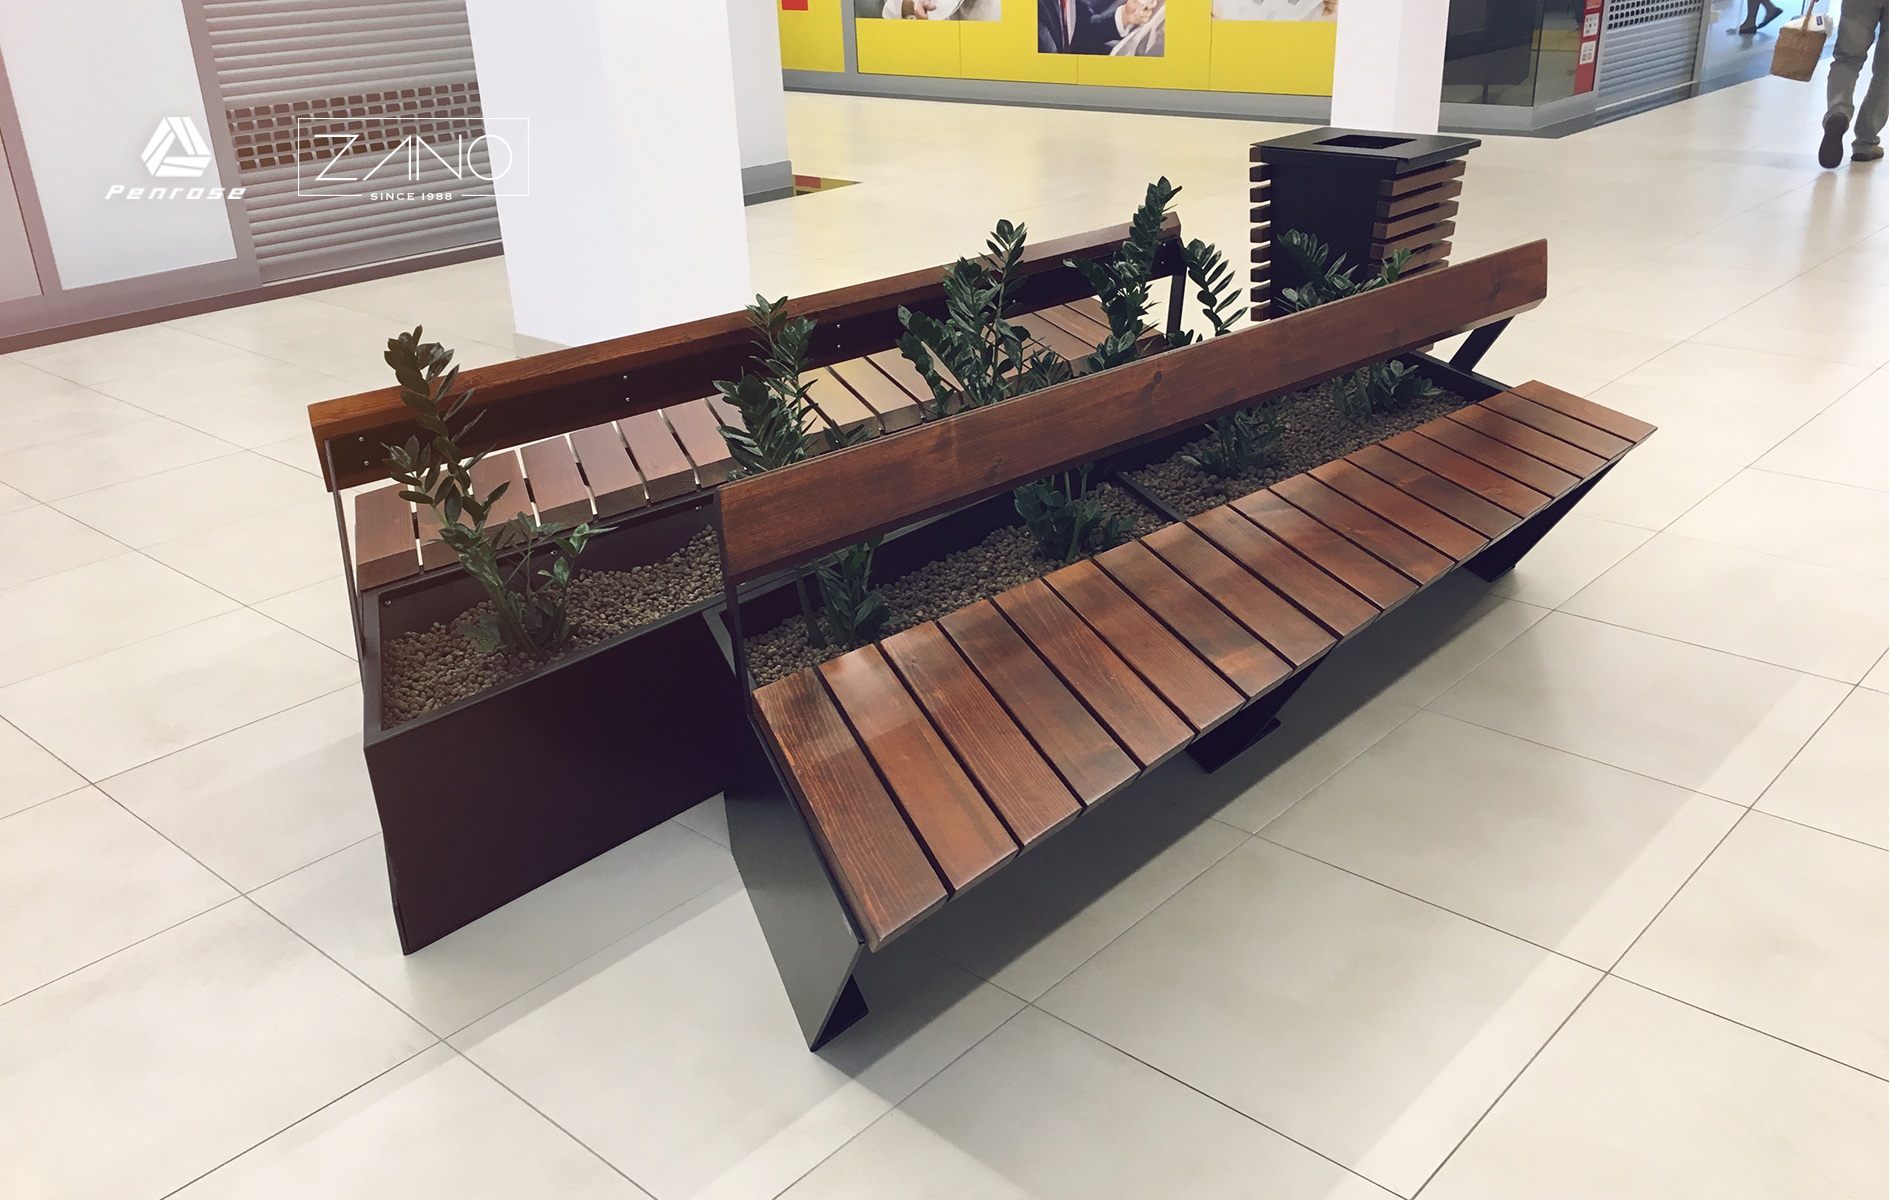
[[1824, 0, 1879, 165], [1852, 2, 1889, 157]]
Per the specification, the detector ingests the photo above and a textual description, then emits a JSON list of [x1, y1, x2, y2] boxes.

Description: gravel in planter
[[1131, 378, 1471, 520], [746, 482, 1165, 687], [381, 526, 723, 728]]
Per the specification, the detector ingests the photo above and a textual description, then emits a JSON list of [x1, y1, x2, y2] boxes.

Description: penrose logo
[[141, 116, 214, 178]]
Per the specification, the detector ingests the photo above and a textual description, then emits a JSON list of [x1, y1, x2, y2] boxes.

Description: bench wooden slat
[[1232, 490, 1417, 609], [1189, 506, 1379, 636], [353, 484, 418, 587], [803, 368, 881, 447], [1481, 392, 1632, 460], [1044, 559, 1244, 733], [1380, 179, 1464, 221], [1095, 540, 1293, 699], [1376, 199, 1460, 242], [1445, 405, 1608, 478], [993, 580, 1192, 768], [1381, 160, 1466, 197], [938, 601, 1138, 806], [569, 422, 648, 515], [1009, 311, 1096, 364], [518, 437, 593, 526], [1141, 523, 1335, 666], [819, 651, 1018, 894], [619, 411, 696, 501], [469, 449, 533, 522], [1344, 444, 1519, 540], [1415, 419, 1580, 498], [1382, 431, 1548, 518], [663, 400, 738, 486], [705, 396, 746, 431], [1068, 295, 1111, 328], [1270, 474, 1455, 583], [412, 500, 455, 570], [867, 347, 958, 403], [828, 359, 922, 433], [754, 671, 947, 951], [1308, 459, 1488, 561], [1512, 380, 1658, 444], [879, 624, 1081, 848], [1034, 303, 1112, 346]]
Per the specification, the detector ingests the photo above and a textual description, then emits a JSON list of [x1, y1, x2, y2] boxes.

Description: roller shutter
[[1594, 0, 1707, 118], [197, 0, 501, 281]]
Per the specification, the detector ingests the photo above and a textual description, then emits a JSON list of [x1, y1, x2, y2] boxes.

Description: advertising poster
[[855, 0, 1001, 19], [1210, 0, 1336, 21], [1038, 0, 1167, 57]]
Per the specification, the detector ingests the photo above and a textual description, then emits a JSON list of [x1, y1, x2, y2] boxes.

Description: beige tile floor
[[0, 68, 1884, 1200]]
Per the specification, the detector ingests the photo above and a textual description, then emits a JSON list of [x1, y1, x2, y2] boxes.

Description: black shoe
[[1756, 1, 1784, 29], [1821, 111, 1851, 168]]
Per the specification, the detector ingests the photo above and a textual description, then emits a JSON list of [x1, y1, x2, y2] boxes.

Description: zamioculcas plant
[[1181, 399, 1288, 479], [1177, 236, 1248, 342], [1274, 230, 1411, 313], [896, 219, 1071, 417], [713, 295, 881, 648], [814, 537, 889, 650], [383, 328, 601, 657], [1015, 465, 1132, 565], [1068, 177, 1181, 371], [1334, 359, 1443, 419]]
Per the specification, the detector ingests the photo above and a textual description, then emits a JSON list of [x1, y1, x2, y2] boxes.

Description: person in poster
[[859, 0, 1001, 18], [1038, 0, 1162, 54], [1210, 0, 1337, 19]]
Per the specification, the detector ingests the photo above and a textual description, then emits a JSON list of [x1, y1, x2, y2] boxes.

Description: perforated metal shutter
[[1593, 0, 1706, 117], [198, 0, 500, 281]]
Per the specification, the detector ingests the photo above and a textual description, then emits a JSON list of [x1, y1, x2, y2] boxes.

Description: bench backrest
[[716, 240, 1548, 585], [307, 216, 1184, 490]]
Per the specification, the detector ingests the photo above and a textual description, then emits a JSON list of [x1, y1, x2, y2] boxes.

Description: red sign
[[1574, 0, 1603, 94]]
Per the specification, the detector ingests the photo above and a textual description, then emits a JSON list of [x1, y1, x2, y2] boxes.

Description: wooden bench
[[313, 221, 1186, 595], [715, 240, 1658, 1048]]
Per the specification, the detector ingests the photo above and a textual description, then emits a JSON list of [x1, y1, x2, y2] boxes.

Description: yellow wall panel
[[1207, 19, 1335, 95], [779, 0, 846, 73], [960, 4, 1079, 84], [1074, 0, 1212, 91], [857, 18, 963, 77]]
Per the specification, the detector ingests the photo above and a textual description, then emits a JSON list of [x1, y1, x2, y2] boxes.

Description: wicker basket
[[1773, 13, 1830, 81]]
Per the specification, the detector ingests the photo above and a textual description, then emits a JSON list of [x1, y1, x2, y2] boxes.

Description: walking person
[[1821, 0, 1888, 166]]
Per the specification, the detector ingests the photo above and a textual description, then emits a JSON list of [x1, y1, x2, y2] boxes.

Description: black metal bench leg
[[1465, 465, 1615, 583], [1449, 316, 1512, 374], [726, 716, 868, 1051], [1187, 655, 1326, 773]]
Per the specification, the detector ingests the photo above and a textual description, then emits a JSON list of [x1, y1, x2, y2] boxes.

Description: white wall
[[464, 0, 751, 348], [725, 0, 791, 172], [0, 0, 238, 290], [1331, 0, 1451, 135]]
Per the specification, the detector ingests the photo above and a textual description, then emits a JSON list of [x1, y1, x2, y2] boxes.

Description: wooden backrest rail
[[717, 240, 1548, 585], [309, 216, 1184, 491]]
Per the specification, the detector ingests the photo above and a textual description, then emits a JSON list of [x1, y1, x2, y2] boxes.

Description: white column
[[1330, 0, 1452, 135], [464, 0, 752, 353], [726, 0, 794, 201]]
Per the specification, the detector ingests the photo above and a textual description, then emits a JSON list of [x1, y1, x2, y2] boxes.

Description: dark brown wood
[[468, 449, 532, 522], [1383, 430, 1549, 518], [1231, 490, 1416, 609], [752, 670, 946, 952], [1381, 160, 1465, 197], [1069, 295, 1111, 328], [1093, 540, 1292, 699], [879, 624, 1081, 847], [619, 411, 696, 501], [1374, 219, 1456, 258], [663, 399, 738, 486], [1031, 303, 1112, 348], [1140, 523, 1335, 665], [1189, 506, 1380, 636], [354, 484, 417, 587], [1380, 179, 1463, 221], [1394, 240, 1453, 272], [1376, 199, 1461, 242], [867, 347, 954, 404], [937, 601, 1137, 806], [1481, 392, 1633, 459], [568, 422, 647, 515], [1043, 559, 1244, 732], [517, 437, 592, 525], [1416, 418, 1579, 497], [992, 580, 1192, 768], [829, 359, 922, 432], [818, 651, 1017, 893], [1512, 380, 1659, 444], [1270, 474, 1455, 583], [310, 218, 1179, 488], [705, 396, 745, 430], [1345, 443, 1519, 539], [1446, 405, 1608, 478], [1010, 311, 1096, 364], [717, 243, 1549, 583], [1307, 459, 1487, 560], [413, 500, 454, 570], [802, 368, 880, 448]]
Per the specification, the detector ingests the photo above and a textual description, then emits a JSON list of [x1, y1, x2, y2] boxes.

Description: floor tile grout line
[[1528, 607, 1887, 688], [1600, 806, 1757, 979], [452, 1051, 661, 1199], [0, 892, 249, 1015], [1597, 974, 1890, 1083]]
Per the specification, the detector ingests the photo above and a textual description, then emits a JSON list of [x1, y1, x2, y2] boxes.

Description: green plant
[[1274, 230, 1410, 313], [1334, 359, 1442, 419], [1068, 177, 1181, 370], [1181, 399, 1287, 478], [1014, 465, 1132, 565], [1175, 236, 1248, 342], [896, 219, 1070, 416], [814, 537, 889, 650], [382, 328, 601, 657]]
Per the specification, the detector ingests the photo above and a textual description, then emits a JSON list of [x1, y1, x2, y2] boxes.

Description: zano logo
[[141, 116, 213, 177]]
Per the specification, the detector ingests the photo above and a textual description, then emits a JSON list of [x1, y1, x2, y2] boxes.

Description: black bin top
[[1255, 127, 1482, 176]]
